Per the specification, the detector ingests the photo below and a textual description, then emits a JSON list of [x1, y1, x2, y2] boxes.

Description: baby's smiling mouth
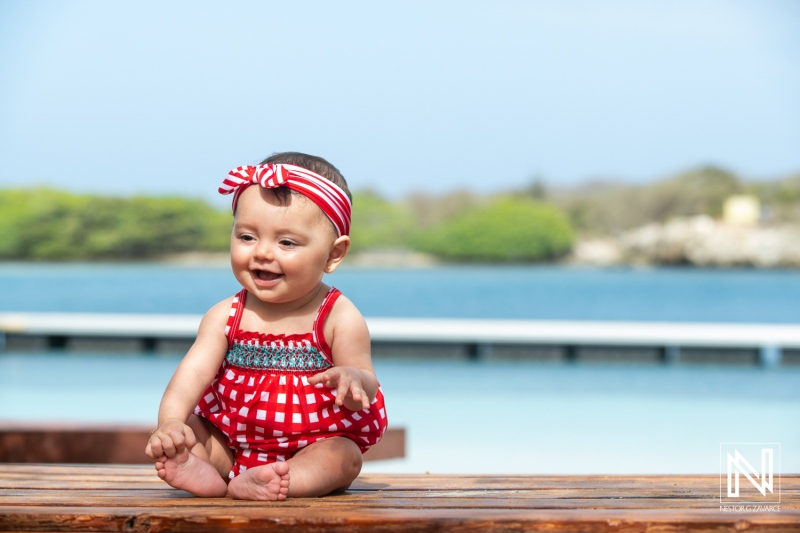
[[253, 269, 283, 281]]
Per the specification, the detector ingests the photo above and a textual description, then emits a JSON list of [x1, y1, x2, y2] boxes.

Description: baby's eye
[[279, 239, 297, 247], [238, 234, 256, 242]]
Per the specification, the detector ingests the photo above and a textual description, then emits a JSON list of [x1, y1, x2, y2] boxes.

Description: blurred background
[[1, 0, 798, 475]]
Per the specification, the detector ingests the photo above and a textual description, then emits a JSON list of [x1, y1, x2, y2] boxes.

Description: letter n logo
[[720, 443, 781, 503], [727, 448, 772, 497]]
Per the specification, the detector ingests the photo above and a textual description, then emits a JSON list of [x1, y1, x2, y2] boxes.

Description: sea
[[1, 263, 798, 475]]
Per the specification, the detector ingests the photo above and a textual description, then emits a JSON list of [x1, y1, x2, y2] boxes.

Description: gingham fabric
[[195, 287, 387, 478], [219, 163, 352, 236]]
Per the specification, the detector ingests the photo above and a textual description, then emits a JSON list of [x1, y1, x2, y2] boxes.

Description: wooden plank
[[2, 505, 798, 532], [0, 424, 404, 464], [0, 465, 796, 532], [0, 490, 781, 510]]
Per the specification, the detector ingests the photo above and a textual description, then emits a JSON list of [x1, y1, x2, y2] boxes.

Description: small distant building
[[722, 195, 760, 226]]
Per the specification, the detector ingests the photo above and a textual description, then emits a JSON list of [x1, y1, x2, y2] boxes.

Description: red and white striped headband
[[219, 163, 352, 237]]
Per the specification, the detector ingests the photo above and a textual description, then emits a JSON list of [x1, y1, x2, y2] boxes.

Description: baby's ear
[[324, 236, 350, 274]]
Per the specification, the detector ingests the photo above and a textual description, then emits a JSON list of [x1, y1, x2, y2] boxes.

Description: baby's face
[[230, 186, 340, 306]]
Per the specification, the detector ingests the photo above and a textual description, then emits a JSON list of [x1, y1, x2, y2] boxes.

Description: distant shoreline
[[0, 250, 441, 269], [1, 249, 799, 270], [3, 217, 800, 270], [160, 249, 443, 269]]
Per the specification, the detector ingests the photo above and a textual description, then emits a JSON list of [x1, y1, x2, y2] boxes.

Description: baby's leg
[[155, 415, 233, 497], [227, 436, 361, 500], [286, 437, 363, 497]]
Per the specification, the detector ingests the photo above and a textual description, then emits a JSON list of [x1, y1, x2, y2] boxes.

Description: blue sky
[[1, 0, 798, 207]]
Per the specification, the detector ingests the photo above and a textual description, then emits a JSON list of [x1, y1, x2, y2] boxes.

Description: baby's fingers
[[147, 436, 165, 458], [308, 368, 339, 385], [350, 382, 370, 410], [183, 425, 197, 450], [335, 377, 352, 406], [307, 372, 325, 385], [308, 370, 337, 386], [145, 440, 156, 459], [157, 433, 179, 457], [167, 423, 195, 453]]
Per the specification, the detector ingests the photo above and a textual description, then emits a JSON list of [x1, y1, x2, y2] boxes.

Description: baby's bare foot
[[155, 450, 228, 497], [227, 462, 290, 501]]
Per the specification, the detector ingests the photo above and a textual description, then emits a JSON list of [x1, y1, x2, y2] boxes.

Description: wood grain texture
[[0, 465, 797, 532], [0, 424, 405, 464]]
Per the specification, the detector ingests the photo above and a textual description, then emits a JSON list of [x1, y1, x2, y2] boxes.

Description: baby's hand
[[145, 418, 196, 459], [308, 367, 371, 410]]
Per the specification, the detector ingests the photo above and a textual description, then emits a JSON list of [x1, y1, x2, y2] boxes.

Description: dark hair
[[260, 152, 352, 202]]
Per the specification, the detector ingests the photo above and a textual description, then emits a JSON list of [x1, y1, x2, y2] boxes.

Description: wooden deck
[[0, 464, 797, 532]]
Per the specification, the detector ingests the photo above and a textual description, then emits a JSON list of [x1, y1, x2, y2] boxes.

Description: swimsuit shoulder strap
[[224, 288, 248, 351], [312, 286, 342, 365]]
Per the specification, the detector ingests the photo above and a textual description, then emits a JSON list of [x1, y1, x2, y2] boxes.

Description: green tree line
[[0, 187, 574, 262], [351, 191, 574, 262], [0, 188, 230, 260], [3, 167, 796, 262]]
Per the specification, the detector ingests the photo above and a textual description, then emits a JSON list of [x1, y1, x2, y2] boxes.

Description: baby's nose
[[253, 242, 275, 260]]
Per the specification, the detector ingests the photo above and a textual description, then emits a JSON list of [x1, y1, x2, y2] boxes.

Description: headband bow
[[219, 163, 351, 237]]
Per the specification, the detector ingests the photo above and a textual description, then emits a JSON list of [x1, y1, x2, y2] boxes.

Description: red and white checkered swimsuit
[[194, 287, 387, 479]]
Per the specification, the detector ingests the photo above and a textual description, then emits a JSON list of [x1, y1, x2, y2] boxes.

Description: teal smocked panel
[[226, 340, 331, 373]]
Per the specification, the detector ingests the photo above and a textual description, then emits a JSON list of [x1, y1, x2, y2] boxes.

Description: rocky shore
[[572, 216, 800, 268]]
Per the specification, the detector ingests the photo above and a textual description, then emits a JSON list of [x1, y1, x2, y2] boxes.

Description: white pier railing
[[1, 312, 799, 367]]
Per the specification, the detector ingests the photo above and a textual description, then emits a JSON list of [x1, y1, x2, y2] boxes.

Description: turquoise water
[[1, 263, 798, 474], [0, 353, 797, 474], [1, 262, 800, 322]]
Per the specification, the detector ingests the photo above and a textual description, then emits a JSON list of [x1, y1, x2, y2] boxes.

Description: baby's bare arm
[[308, 296, 378, 411], [145, 299, 230, 458]]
